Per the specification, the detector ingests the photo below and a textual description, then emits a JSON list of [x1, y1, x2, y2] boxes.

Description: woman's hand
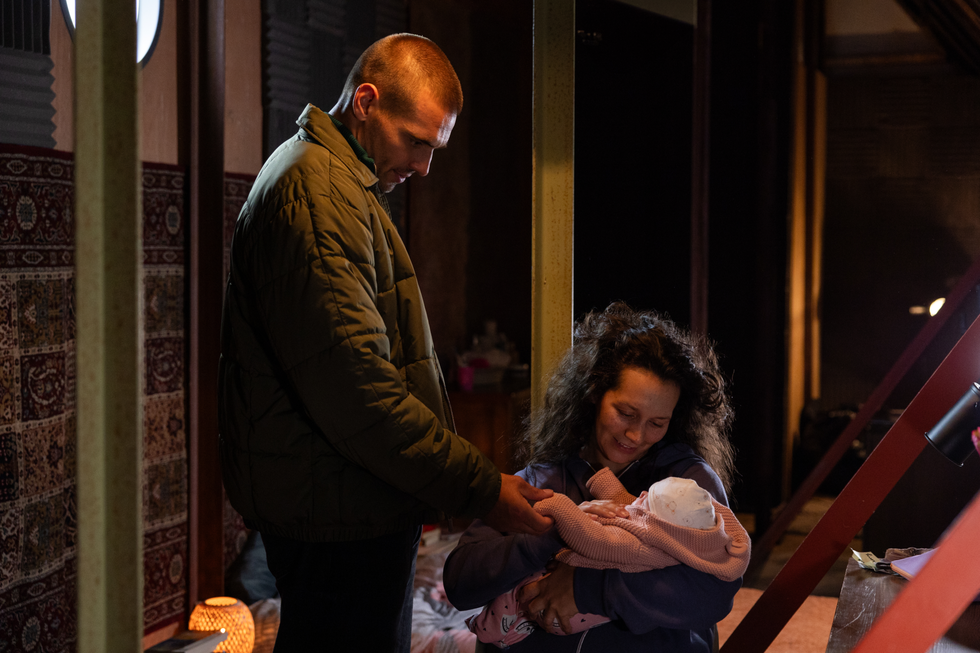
[[518, 561, 579, 634], [578, 499, 629, 521]]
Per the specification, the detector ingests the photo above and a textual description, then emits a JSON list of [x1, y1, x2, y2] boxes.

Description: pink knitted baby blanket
[[533, 468, 751, 580]]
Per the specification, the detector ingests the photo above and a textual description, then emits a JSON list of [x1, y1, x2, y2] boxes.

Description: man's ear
[[351, 83, 380, 122]]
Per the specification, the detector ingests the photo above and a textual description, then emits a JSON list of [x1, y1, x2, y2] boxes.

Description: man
[[218, 33, 553, 651]]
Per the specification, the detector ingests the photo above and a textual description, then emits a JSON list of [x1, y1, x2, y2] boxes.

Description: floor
[[738, 494, 858, 598], [717, 588, 839, 652], [716, 495, 853, 652]]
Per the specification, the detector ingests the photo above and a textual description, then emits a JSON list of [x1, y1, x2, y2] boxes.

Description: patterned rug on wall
[[222, 172, 254, 573], [0, 145, 78, 653], [0, 144, 191, 652], [142, 162, 190, 635]]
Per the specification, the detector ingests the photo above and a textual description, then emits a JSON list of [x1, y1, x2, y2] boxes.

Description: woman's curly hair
[[516, 302, 736, 495]]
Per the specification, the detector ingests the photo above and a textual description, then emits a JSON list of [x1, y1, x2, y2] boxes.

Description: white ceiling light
[[909, 298, 948, 316], [60, 0, 164, 66]]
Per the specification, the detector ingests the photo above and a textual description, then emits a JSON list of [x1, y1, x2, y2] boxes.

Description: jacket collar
[[296, 104, 379, 189]]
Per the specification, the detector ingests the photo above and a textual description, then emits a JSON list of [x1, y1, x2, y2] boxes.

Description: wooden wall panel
[[224, 0, 262, 175], [822, 74, 980, 410]]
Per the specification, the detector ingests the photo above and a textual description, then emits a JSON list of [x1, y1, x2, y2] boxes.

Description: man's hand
[[482, 474, 554, 535], [518, 561, 579, 634]]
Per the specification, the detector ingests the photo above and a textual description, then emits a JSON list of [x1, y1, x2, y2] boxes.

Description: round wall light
[[59, 0, 164, 66]]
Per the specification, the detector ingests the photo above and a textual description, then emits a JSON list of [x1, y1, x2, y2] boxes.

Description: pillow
[[224, 531, 279, 605]]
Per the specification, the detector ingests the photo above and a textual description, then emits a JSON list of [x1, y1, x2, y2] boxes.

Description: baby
[[466, 469, 751, 647]]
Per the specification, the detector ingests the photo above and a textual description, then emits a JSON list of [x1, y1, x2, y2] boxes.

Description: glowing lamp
[[188, 597, 255, 653]]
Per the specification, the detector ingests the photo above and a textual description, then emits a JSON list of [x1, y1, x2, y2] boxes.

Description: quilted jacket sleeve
[[241, 180, 500, 519]]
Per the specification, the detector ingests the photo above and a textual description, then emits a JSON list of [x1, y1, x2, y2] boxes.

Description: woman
[[443, 303, 739, 651]]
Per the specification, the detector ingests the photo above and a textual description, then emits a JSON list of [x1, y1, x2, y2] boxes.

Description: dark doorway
[[574, 0, 693, 324]]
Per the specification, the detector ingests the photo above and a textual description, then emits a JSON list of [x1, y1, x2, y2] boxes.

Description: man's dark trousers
[[264, 526, 422, 652]]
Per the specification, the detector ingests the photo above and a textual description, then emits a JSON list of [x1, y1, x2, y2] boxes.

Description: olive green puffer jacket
[[218, 104, 501, 542]]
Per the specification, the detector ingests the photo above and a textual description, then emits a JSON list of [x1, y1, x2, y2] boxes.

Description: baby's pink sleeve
[[466, 573, 542, 646], [466, 570, 611, 646]]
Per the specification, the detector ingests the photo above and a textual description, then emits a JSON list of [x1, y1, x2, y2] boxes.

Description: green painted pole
[[531, 0, 575, 413], [75, 0, 143, 648]]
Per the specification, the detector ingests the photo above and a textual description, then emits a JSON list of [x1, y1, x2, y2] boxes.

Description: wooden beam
[[746, 253, 980, 580], [804, 68, 825, 402], [786, 0, 827, 504], [75, 0, 143, 647], [187, 0, 226, 604], [785, 0, 809, 504], [722, 311, 980, 653], [850, 485, 980, 653], [803, 0, 825, 402], [531, 0, 575, 412], [690, 0, 711, 334]]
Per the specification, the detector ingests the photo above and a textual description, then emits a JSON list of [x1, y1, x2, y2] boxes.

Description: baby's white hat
[[647, 477, 716, 530]]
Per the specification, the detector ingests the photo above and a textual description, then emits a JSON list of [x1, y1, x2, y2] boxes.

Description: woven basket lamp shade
[[189, 597, 255, 653]]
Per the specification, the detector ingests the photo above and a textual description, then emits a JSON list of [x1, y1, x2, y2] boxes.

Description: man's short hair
[[342, 33, 463, 117]]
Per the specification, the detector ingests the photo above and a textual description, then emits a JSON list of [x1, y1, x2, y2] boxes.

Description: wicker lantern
[[188, 597, 255, 653]]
